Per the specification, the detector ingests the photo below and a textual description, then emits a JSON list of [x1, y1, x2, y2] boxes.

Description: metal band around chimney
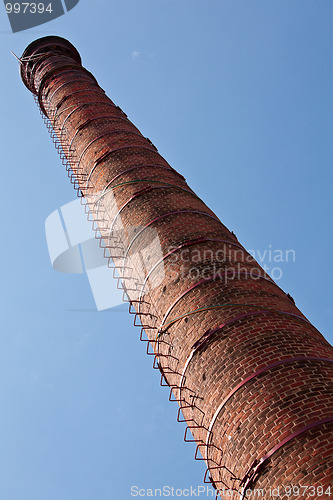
[[137, 237, 248, 309], [47, 78, 100, 102], [121, 210, 222, 277], [160, 302, 314, 335], [58, 101, 119, 140], [239, 416, 333, 497], [68, 116, 137, 151], [176, 309, 326, 406], [106, 184, 202, 235], [102, 163, 183, 190], [157, 272, 277, 337], [205, 356, 333, 461], [77, 131, 147, 175]]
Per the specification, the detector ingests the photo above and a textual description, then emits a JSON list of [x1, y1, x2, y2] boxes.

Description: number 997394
[[5, 3, 53, 14]]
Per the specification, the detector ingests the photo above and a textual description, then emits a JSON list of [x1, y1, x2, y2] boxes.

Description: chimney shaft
[[20, 36, 333, 498]]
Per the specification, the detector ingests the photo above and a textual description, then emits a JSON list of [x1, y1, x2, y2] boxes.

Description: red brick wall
[[21, 37, 333, 499]]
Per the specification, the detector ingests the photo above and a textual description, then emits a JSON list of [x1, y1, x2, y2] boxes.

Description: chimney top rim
[[20, 36, 81, 94]]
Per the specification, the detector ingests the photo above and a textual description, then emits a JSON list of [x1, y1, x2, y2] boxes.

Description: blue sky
[[0, 1, 332, 499]]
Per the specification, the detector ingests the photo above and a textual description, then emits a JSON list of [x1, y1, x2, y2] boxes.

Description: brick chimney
[[20, 36, 333, 499]]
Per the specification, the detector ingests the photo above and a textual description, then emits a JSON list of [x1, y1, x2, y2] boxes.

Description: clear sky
[[0, 1, 332, 499]]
